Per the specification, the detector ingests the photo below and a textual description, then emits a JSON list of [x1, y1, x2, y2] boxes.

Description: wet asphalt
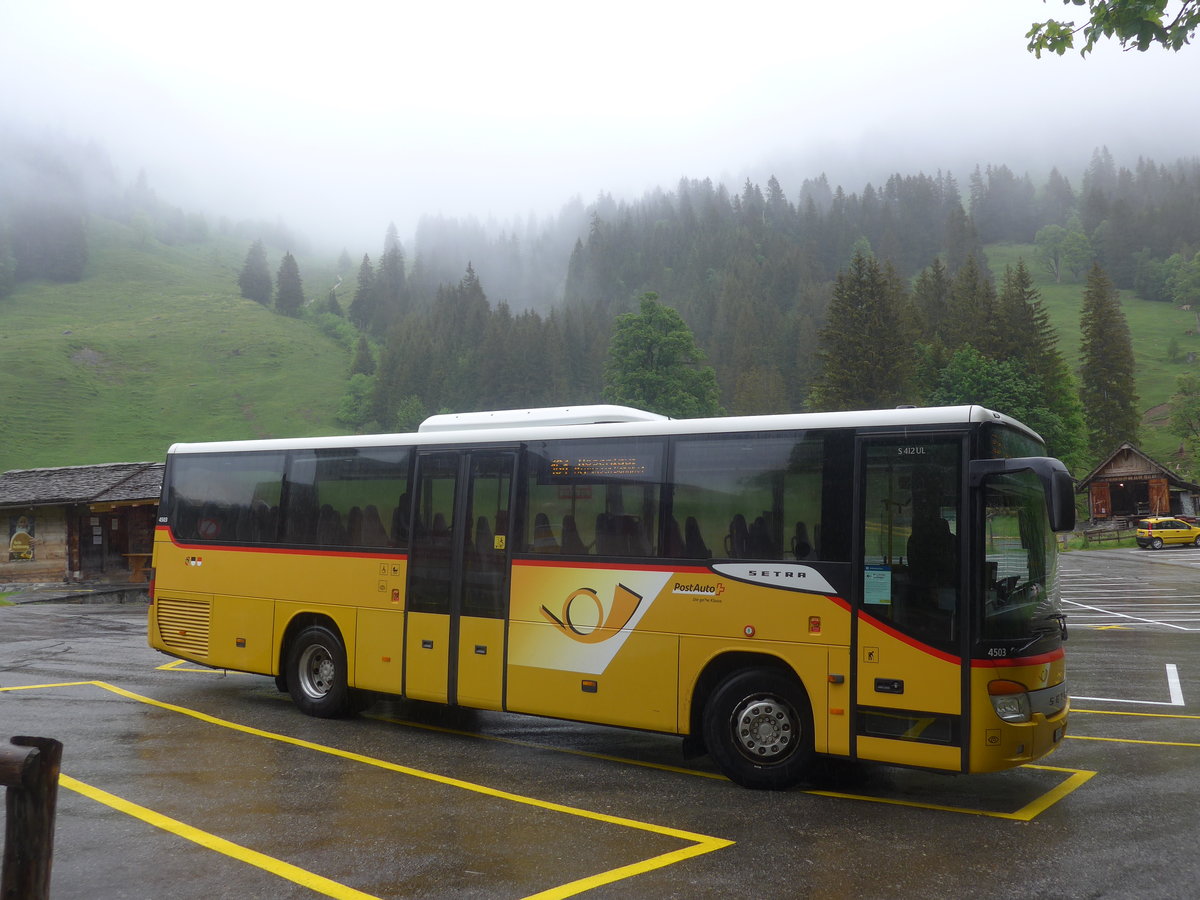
[[1, 547, 1199, 899]]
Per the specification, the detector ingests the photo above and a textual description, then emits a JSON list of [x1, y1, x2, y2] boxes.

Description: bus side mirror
[[969, 457, 1076, 533], [1047, 467, 1076, 533]]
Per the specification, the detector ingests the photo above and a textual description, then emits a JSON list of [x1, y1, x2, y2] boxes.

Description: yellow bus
[[148, 404, 1075, 789]]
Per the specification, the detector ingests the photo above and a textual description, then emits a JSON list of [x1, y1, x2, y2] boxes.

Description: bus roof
[[418, 404, 669, 432], [163, 405, 1041, 456]]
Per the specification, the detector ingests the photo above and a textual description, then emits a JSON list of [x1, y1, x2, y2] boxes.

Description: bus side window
[[283, 448, 409, 548], [361, 504, 390, 546], [392, 493, 411, 547], [684, 516, 709, 558], [533, 512, 559, 552], [167, 452, 285, 544], [791, 521, 812, 560], [523, 438, 663, 559], [561, 514, 588, 555], [672, 432, 835, 563]]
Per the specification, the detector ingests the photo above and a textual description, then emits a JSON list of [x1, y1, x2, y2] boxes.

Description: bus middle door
[[405, 449, 515, 709]]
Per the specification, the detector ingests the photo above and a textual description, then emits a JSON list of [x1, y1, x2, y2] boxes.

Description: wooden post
[[2, 736, 62, 900]]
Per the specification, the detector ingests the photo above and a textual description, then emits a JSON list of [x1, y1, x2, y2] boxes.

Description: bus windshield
[[979, 468, 1064, 658]]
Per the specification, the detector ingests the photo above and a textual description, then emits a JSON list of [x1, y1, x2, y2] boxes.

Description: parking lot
[[3, 546, 1199, 899]]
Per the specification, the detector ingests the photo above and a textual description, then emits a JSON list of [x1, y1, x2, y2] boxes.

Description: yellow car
[[1136, 517, 1200, 550]]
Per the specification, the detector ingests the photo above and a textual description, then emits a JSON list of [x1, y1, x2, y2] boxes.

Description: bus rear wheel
[[703, 667, 814, 790], [286, 625, 354, 718]]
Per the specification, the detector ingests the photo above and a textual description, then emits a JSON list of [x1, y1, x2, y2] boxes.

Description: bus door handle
[[875, 678, 904, 694], [421, 639, 434, 649]]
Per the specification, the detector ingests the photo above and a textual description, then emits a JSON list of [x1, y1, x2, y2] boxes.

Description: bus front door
[[405, 449, 515, 709], [855, 435, 966, 771]]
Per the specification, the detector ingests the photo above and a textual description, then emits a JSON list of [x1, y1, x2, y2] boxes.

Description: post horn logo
[[541, 584, 642, 644]]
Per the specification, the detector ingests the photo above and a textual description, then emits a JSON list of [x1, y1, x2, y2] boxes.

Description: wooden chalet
[[0, 462, 163, 584], [1077, 442, 1200, 524]]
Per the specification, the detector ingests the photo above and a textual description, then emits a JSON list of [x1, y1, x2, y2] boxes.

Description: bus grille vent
[[157, 597, 212, 656]]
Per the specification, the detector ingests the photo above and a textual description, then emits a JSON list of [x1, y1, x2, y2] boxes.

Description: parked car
[[1135, 516, 1200, 549]]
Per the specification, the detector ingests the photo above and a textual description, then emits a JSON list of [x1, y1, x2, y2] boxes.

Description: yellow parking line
[[1072, 708, 1200, 720], [805, 765, 1096, 821], [367, 713, 1091, 820], [1006, 766, 1097, 820], [1068, 735, 1200, 748], [9, 679, 1094, 834], [155, 658, 225, 674], [20, 681, 733, 899], [368, 711, 726, 780], [60, 774, 380, 900], [0, 680, 97, 691]]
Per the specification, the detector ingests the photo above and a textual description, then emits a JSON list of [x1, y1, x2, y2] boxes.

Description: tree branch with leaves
[[1028, 0, 1200, 56]]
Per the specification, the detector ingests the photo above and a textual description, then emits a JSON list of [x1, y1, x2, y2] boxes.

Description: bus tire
[[702, 667, 814, 790], [286, 625, 354, 718]]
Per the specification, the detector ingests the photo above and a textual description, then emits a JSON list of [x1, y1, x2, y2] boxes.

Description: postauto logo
[[540, 578, 727, 644], [541, 584, 642, 644]]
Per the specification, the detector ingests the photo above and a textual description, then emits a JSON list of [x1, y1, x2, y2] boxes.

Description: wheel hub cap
[[300, 646, 334, 698], [734, 698, 794, 760]]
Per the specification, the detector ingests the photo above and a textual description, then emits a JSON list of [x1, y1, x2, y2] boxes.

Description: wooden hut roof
[[0, 462, 164, 508], [1076, 442, 1200, 492]]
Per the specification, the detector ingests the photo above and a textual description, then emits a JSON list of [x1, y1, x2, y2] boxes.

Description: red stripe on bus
[[970, 648, 1065, 668], [856, 609, 961, 664], [512, 558, 710, 574], [156, 526, 406, 561]]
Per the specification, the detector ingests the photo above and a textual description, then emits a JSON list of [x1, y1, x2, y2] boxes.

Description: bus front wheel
[[703, 667, 814, 790], [286, 625, 354, 718]]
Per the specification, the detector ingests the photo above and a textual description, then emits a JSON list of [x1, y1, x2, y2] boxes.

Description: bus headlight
[[988, 680, 1032, 723]]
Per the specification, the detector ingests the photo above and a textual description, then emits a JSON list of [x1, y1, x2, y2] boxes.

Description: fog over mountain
[[3, 1, 1198, 251]]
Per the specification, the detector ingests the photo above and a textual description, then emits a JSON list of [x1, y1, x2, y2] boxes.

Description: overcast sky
[[3, 0, 1198, 251]]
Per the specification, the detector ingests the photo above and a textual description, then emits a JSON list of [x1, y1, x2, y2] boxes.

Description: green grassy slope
[[2, 225, 1190, 474], [0, 220, 351, 472], [985, 243, 1200, 466]]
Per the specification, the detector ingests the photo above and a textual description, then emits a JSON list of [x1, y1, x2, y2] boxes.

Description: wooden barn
[[0, 462, 163, 584], [1077, 443, 1200, 525]]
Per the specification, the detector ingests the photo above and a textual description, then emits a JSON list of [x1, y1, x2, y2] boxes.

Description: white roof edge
[[165, 405, 1040, 455], [418, 405, 668, 432]]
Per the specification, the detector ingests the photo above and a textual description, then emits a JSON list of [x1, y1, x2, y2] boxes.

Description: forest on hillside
[[4, 132, 1200, 473], [327, 148, 1200, 472]]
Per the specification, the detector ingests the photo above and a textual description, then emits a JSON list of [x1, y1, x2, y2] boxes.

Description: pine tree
[[943, 255, 997, 354], [1079, 263, 1139, 459], [350, 335, 376, 376], [942, 205, 983, 274], [372, 225, 408, 334], [808, 252, 915, 411], [237, 240, 273, 305], [348, 254, 375, 330], [1040, 167, 1075, 226], [912, 257, 953, 341], [275, 251, 304, 317], [325, 288, 344, 317], [995, 262, 1086, 466]]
